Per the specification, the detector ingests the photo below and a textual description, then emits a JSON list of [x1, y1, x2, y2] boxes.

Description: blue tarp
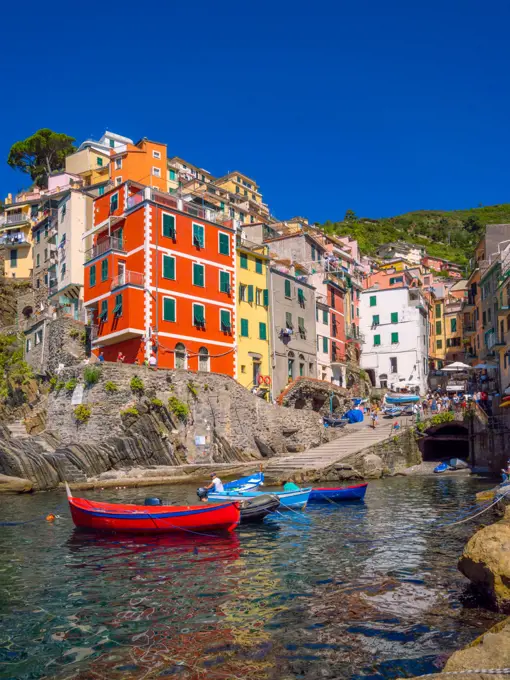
[[343, 409, 364, 423]]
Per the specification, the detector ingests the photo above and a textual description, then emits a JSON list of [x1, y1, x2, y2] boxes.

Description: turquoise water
[[0, 476, 500, 680]]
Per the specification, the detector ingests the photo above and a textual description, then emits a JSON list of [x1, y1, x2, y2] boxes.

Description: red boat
[[66, 484, 240, 534]]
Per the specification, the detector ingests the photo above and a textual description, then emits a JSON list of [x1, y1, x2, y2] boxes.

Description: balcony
[[463, 324, 476, 335], [409, 292, 427, 310], [445, 302, 463, 314], [3, 212, 30, 227], [0, 232, 30, 247], [85, 236, 126, 263], [111, 271, 144, 290], [345, 326, 365, 343]]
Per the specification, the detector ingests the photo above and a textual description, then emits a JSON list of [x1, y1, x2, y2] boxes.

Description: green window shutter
[[169, 169, 176, 180], [240, 318, 249, 337], [370, 295, 376, 307], [98, 186, 104, 196], [89, 265, 96, 287], [284, 279, 291, 297], [163, 255, 175, 280], [391, 312, 398, 323], [391, 332, 399, 344], [219, 232, 230, 255], [322, 309, 329, 324], [113, 294, 122, 316], [193, 223, 205, 248], [435, 304, 441, 318], [298, 316, 306, 337], [389, 277, 394, 285], [263, 289, 269, 307], [451, 318, 457, 332], [99, 299, 108, 322], [322, 336, 328, 353], [220, 310, 231, 332], [259, 322, 267, 340], [255, 258, 263, 274], [116, 227, 123, 249], [298, 288, 305, 305], [220, 271, 230, 293], [437, 339, 442, 349], [110, 193, 118, 212], [372, 314, 379, 325], [240, 253, 248, 269], [436, 320, 442, 335], [285, 312, 293, 328], [101, 258, 108, 281], [163, 298, 175, 322], [193, 304, 205, 326], [247, 285, 254, 303], [97, 157, 103, 167], [374, 334, 381, 346], [163, 214, 176, 239], [193, 263, 204, 287]]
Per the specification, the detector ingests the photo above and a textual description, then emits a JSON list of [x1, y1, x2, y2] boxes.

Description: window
[[256, 288, 262, 306], [247, 285, 254, 303], [110, 193, 118, 213], [322, 309, 329, 324], [263, 289, 269, 307], [152, 167, 161, 178], [219, 271, 230, 293], [240, 252, 248, 269], [162, 213, 176, 239], [169, 169, 176, 181], [10, 249, 17, 268], [483, 311, 487, 326], [259, 322, 267, 340], [284, 279, 292, 298], [44, 274, 48, 286], [219, 232, 230, 255], [26, 338, 31, 353], [36, 278, 40, 289], [115, 177, 123, 186], [391, 312, 398, 323], [153, 150, 161, 159], [389, 276, 403, 285], [240, 318, 249, 337], [285, 312, 293, 329], [193, 303, 205, 327], [370, 295, 376, 307], [437, 339, 443, 349], [163, 297, 176, 322], [390, 357, 398, 373], [297, 288, 306, 306], [89, 265, 96, 287], [114, 158, 122, 170], [298, 317, 306, 339], [36, 230, 41, 244], [101, 258, 108, 281], [36, 254, 40, 268], [255, 258, 263, 274], [60, 204, 66, 223], [235, 186, 240, 194], [192, 223, 205, 248], [35, 330, 43, 346], [198, 347, 209, 372], [193, 263, 205, 287], [239, 284, 247, 301], [61, 263, 66, 279], [44, 248, 48, 262], [391, 332, 399, 344], [98, 186, 105, 196], [373, 334, 381, 346], [435, 303, 441, 318], [109, 138, 115, 148], [322, 336, 328, 353], [175, 343, 186, 369], [163, 255, 175, 280], [450, 318, 457, 333], [220, 309, 231, 332], [435, 320, 441, 335], [99, 299, 108, 322], [113, 294, 122, 316], [372, 314, 379, 326]]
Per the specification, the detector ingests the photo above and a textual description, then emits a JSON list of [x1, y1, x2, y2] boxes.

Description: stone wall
[[24, 316, 87, 375], [277, 377, 354, 414]]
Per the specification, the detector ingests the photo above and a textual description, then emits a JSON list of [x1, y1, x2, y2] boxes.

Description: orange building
[[83, 181, 236, 375], [109, 138, 168, 193]]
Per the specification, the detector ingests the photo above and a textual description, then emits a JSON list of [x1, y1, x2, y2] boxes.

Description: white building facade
[[359, 286, 429, 394]]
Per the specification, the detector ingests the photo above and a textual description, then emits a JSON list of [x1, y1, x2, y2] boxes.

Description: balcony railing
[[463, 323, 476, 333], [0, 232, 30, 246], [345, 327, 365, 342], [111, 271, 144, 290], [4, 212, 30, 226], [85, 236, 126, 263]]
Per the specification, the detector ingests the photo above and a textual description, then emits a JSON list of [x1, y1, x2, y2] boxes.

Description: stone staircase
[[7, 421, 29, 440], [264, 420, 405, 478]]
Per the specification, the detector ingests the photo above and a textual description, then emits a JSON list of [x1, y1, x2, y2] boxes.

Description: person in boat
[[501, 460, 510, 483], [283, 478, 300, 491], [205, 472, 225, 493]]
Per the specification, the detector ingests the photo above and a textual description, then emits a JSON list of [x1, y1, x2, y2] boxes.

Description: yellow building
[[65, 146, 110, 190], [214, 171, 263, 205], [236, 236, 271, 397], [1, 191, 40, 278], [378, 259, 408, 272], [429, 296, 447, 365]]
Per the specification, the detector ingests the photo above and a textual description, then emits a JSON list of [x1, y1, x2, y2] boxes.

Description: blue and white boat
[[206, 487, 312, 510], [384, 392, 420, 404], [223, 471, 264, 492]]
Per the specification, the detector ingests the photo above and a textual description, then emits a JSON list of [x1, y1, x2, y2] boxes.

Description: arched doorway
[[298, 354, 306, 377], [175, 343, 187, 369], [198, 346, 210, 372], [420, 423, 469, 461], [287, 351, 295, 382]]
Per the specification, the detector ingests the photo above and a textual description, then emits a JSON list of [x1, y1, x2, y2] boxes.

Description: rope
[[0, 501, 67, 527], [416, 669, 510, 677], [437, 488, 510, 528]]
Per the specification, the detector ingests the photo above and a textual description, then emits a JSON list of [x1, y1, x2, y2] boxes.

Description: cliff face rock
[[442, 617, 510, 676], [458, 516, 510, 612]]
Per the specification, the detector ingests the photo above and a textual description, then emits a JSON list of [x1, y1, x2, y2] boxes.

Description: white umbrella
[[443, 361, 473, 371]]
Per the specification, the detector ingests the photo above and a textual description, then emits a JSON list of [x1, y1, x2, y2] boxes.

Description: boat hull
[[223, 471, 264, 492], [68, 496, 240, 534], [207, 488, 311, 510], [240, 494, 280, 522], [309, 483, 368, 502]]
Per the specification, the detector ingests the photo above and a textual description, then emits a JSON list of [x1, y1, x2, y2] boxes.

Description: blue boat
[[309, 483, 368, 503], [434, 462, 450, 473], [206, 487, 312, 510], [223, 471, 264, 492], [385, 393, 420, 404]]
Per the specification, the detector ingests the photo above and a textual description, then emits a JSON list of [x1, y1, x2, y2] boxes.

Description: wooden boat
[[206, 487, 312, 510], [66, 483, 240, 534], [309, 483, 368, 503], [223, 471, 264, 492]]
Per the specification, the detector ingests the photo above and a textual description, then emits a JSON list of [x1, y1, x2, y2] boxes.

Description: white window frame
[[218, 269, 231, 293], [26, 338, 32, 352], [115, 177, 122, 186], [192, 262, 205, 287], [115, 158, 122, 170], [198, 347, 210, 372], [218, 230, 230, 256], [162, 295, 177, 323], [152, 166, 161, 178], [162, 212, 176, 239], [162, 253, 176, 280], [192, 302, 206, 327], [152, 150, 161, 160], [192, 222, 205, 248], [219, 308, 232, 332]]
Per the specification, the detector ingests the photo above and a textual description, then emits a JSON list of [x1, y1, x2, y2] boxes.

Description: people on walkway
[[371, 406, 379, 429]]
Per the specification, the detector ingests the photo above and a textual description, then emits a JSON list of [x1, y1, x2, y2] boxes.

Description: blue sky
[[1, 0, 509, 223]]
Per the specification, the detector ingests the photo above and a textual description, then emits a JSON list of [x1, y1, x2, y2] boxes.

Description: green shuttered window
[[220, 310, 231, 332], [240, 253, 248, 269], [391, 332, 399, 344], [284, 279, 291, 298], [163, 255, 175, 280], [220, 271, 230, 293], [89, 265, 96, 287], [101, 258, 108, 281], [163, 298, 175, 322], [193, 223, 205, 248], [219, 233, 230, 255], [259, 322, 267, 340], [373, 334, 381, 346], [240, 318, 249, 337], [370, 295, 377, 307], [163, 214, 176, 239], [391, 312, 398, 323], [193, 263, 205, 287]]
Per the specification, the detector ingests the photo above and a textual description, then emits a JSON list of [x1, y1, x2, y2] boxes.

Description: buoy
[[46, 514, 56, 522]]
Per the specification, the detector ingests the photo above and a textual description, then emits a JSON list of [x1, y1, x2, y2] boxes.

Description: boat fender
[[144, 497, 163, 506]]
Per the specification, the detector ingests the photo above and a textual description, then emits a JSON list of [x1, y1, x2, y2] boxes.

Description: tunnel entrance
[[419, 423, 469, 462]]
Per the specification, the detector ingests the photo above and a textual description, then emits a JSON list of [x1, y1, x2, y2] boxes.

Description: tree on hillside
[[344, 209, 357, 222], [7, 129, 76, 187]]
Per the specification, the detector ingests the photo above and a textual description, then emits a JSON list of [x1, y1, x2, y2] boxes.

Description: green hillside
[[319, 204, 510, 269]]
